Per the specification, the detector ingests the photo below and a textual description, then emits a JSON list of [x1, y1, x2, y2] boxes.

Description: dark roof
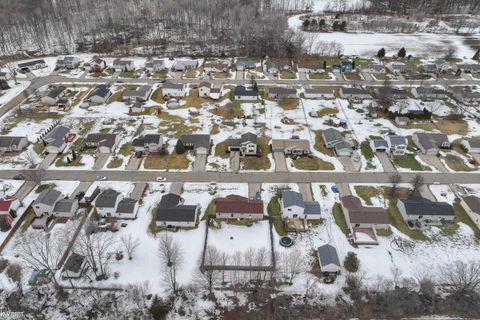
[[399, 197, 454, 217], [341, 195, 390, 224], [215, 195, 263, 214], [372, 139, 388, 148], [234, 85, 258, 97], [123, 85, 152, 99], [199, 81, 212, 88], [227, 132, 257, 147], [0, 136, 27, 148], [387, 135, 407, 146], [179, 134, 210, 149], [116, 198, 137, 214], [34, 189, 62, 206], [282, 191, 305, 208], [163, 82, 185, 90], [159, 194, 181, 208], [95, 189, 120, 208], [144, 134, 162, 144], [463, 196, 480, 213], [90, 84, 111, 98], [317, 244, 340, 267], [44, 126, 70, 148], [18, 59, 46, 68], [414, 132, 449, 150], [63, 253, 85, 273], [132, 138, 144, 147], [323, 128, 343, 144], [304, 201, 321, 215], [268, 87, 297, 95], [53, 198, 77, 213], [85, 133, 117, 148], [341, 87, 370, 95], [305, 88, 333, 95], [47, 86, 67, 99], [156, 205, 197, 222]]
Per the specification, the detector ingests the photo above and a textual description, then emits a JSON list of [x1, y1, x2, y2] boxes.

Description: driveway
[[236, 71, 244, 80], [336, 183, 351, 197], [419, 155, 448, 173], [273, 152, 288, 172], [170, 182, 183, 195], [377, 153, 396, 173], [298, 183, 313, 201], [14, 181, 37, 200], [38, 153, 57, 169], [338, 156, 355, 172], [71, 182, 93, 197], [93, 154, 110, 169], [130, 183, 147, 200], [230, 151, 240, 172], [126, 156, 142, 170], [298, 72, 307, 80], [193, 154, 207, 172], [248, 183, 261, 199], [418, 184, 437, 201]]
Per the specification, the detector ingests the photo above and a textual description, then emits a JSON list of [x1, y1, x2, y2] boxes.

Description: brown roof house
[[340, 195, 390, 245], [215, 195, 264, 220]]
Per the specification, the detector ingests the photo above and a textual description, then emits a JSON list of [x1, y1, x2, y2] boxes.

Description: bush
[[344, 251, 360, 272], [149, 295, 172, 320], [175, 139, 186, 154]]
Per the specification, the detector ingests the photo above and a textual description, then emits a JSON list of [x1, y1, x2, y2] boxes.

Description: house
[[43, 126, 70, 154], [179, 134, 211, 155], [156, 193, 199, 228], [397, 197, 454, 226], [0, 71, 11, 81], [412, 87, 446, 100], [317, 244, 341, 274], [264, 59, 291, 74], [0, 136, 28, 152], [271, 138, 311, 156], [204, 63, 229, 73], [360, 64, 386, 73], [132, 134, 163, 153], [56, 56, 81, 69], [33, 189, 63, 217], [390, 63, 417, 74], [332, 60, 353, 73], [129, 101, 144, 113], [339, 87, 372, 100], [451, 87, 480, 105], [280, 191, 321, 220], [341, 195, 390, 245], [215, 195, 264, 220], [123, 85, 152, 102], [61, 253, 88, 279], [419, 64, 438, 74], [235, 60, 256, 71], [376, 87, 408, 100], [0, 196, 20, 228], [52, 198, 79, 218], [162, 82, 188, 97], [297, 63, 323, 73], [395, 116, 410, 126], [85, 133, 120, 153], [304, 88, 334, 99], [322, 128, 343, 148], [233, 85, 258, 100], [95, 189, 139, 219], [199, 82, 212, 97], [227, 132, 258, 156], [145, 60, 164, 72], [86, 58, 107, 72], [88, 84, 112, 104], [113, 59, 135, 72], [268, 87, 297, 99], [461, 139, 480, 154], [433, 59, 450, 72], [209, 88, 222, 100], [41, 86, 67, 105], [454, 64, 480, 73], [334, 141, 353, 157], [17, 59, 47, 72], [412, 132, 450, 155], [460, 196, 480, 229], [174, 59, 198, 71], [370, 139, 388, 152], [386, 135, 407, 156]]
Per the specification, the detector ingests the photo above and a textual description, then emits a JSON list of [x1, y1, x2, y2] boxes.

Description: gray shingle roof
[[304, 201, 321, 215], [159, 194, 181, 208], [334, 141, 352, 152], [163, 82, 185, 90], [323, 128, 342, 144], [400, 197, 454, 217], [305, 88, 333, 95], [180, 134, 210, 149], [47, 86, 66, 99], [387, 135, 407, 146], [341, 87, 370, 95], [18, 59, 46, 68], [116, 198, 137, 214], [123, 85, 152, 99], [317, 244, 340, 268], [372, 139, 388, 148], [234, 85, 258, 97], [90, 84, 111, 98], [34, 189, 62, 206], [156, 205, 197, 222], [227, 132, 257, 147], [282, 191, 305, 208], [0, 136, 26, 148], [95, 189, 120, 208], [53, 198, 77, 213], [85, 133, 117, 148], [268, 87, 297, 95], [465, 139, 480, 148], [44, 126, 70, 148]]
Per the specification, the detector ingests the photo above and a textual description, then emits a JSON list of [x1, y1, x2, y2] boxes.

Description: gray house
[[339, 87, 372, 100], [412, 87, 446, 100], [227, 132, 258, 156], [317, 244, 341, 274], [85, 133, 120, 154], [132, 134, 163, 153], [56, 56, 81, 69], [412, 132, 450, 155], [53, 198, 79, 218], [88, 85, 112, 104], [41, 86, 67, 105], [397, 197, 454, 226], [268, 87, 297, 99], [179, 134, 211, 155], [334, 141, 353, 157], [17, 59, 47, 71], [43, 126, 70, 154], [235, 60, 256, 71], [123, 85, 152, 102], [0, 136, 28, 152], [280, 190, 321, 220], [33, 189, 63, 217], [377, 87, 408, 100], [370, 139, 388, 152], [271, 139, 311, 156], [156, 193, 199, 228], [322, 128, 343, 148], [233, 85, 258, 100]]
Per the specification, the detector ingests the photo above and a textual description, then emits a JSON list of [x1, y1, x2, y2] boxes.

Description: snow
[[0, 80, 30, 107], [0, 180, 25, 197]]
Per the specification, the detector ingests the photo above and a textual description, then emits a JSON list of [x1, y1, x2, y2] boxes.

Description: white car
[[96, 176, 107, 181], [156, 177, 167, 182]]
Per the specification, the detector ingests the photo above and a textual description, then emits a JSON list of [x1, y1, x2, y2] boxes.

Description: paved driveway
[[193, 154, 207, 172], [93, 154, 110, 169], [38, 153, 57, 169], [298, 183, 313, 201], [336, 183, 351, 197], [377, 153, 396, 172], [273, 152, 288, 172], [170, 182, 183, 195], [71, 182, 93, 197], [126, 156, 142, 170], [236, 71, 244, 80], [230, 151, 240, 172], [248, 183, 261, 199], [419, 184, 437, 201], [130, 183, 147, 200], [338, 157, 355, 172], [419, 155, 448, 173]]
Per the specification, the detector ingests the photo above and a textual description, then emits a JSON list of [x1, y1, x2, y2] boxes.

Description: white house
[[41, 86, 67, 105], [94, 189, 139, 219], [56, 56, 81, 69], [304, 88, 334, 99], [386, 135, 407, 156], [227, 132, 258, 156], [113, 59, 135, 72], [281, 191, 321, 220], [85, 133, 120, 154], [397, 197, 454, 226], [198, 82, 212, 97], [17, 59, 47, 71], [132, 134, 163, 153], [317, 244, 341, 274], [88, 85, 112, 104], [174, 59, 199, 71], [204, 63, 229, 73], [0, 71, 11, 81], [86, 59, 107, 72], [0, 136, 28, 152], [33, 189, 63, 217], [145, 60, 165, 72], [162, 83, 188, 97]]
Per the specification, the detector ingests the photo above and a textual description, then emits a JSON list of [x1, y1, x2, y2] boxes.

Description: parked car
[[13, 174, 25, 180], [156, 177, 167, 182], [255, 192, 261, 200], [135, 151, 143, 158], [75, 191, 85, 200], [96, 176, 107, 181]]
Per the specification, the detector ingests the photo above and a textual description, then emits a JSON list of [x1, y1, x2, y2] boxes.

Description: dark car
[[75, 191, 85, 200], [135, 151, 143, 158], [13, 174, 25, 180]]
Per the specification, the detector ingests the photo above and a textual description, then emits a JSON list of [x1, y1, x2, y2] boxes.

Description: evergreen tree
[[253, 81, 258, 92], [319, 19, 326, 29], [72, 149, 76, 160], [302, 19, 310, 30], [323, 61, 327, 69], [398, 47, 406, 58], [352, 60, 356, 70], [175, 139, 186, 154], [344, 252, 360, 272], [377, 48, 386, 58]]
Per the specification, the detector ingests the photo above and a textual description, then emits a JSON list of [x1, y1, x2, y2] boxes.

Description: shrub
[[344, 251, 360, 272]]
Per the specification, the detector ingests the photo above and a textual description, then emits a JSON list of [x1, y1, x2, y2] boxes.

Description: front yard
[[241, 136, 271, 170], [143, 152, 190, 170], [292, 156, 334, 170]]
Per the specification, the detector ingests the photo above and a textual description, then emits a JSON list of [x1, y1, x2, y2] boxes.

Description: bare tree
[[410, 174, 425, 194], [389, 173, 402, 197], [440, 260, 480, 294], [121, 234, 140, 260], [279, 250, 305, 285], [75, 230, 116, 280], [21, 149, 40, 169], [195, 246, 221, 293], [158, 233, 184, 293], [20, 169, 46, 185]]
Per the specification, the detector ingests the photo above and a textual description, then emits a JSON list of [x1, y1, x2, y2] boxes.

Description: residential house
[[460, 196, 480, 229], [433, 59, 450, 72], [179, 134, 211, 155], [129, 101, 144, 113], [412, 87, 445, 100], [204, 63, 229, 73], [233, 85, 258, 100], [43, 126, 70, 154], [317, 244, 341, 274], [86, 58, 107, 72], [370, 139, 388, 152], [271, 138, 311, 156], [461, 139, 480, 153], [397, 197, 454, 226], [304, 88, 334, 99], [297, 63, 323, 73], [17, 59, 47, 71], [412, 132, 450, 155], [235, 60, 256, 71], [360, 64, 386, 73], [132, 134, 163, 153], [334, 141, 353, 157], [280, 191, 321, 220], [61, 253, 88, 279], [215, 195, 264, 220], [386, 135, 407, 156], [0, 71, 11, 81], [390, 63, 417, 75], [95, 189, 139, 219], [0, 196, 20, 229], [156, 193, 199, 228], [268, 87, 297, 99], [419, 64, 438, 74], [198, 82, 222, 99], [395, 116, 410, 126], [123, 85, 152, 102], [341, 195, 390, 245], [451, 87, 480, 105], [88, 85, 112, 104], [209, 87, 222, 100], [227, 132, 258, 156], [53, 198, 79, 218], [56, 56, 81, 69], [454, 64, 480, 73], [145, 60, 164, 72], [113, 59, 135, 72], [339, 87, 372, 100], [0, 136, 28, 152], [85, 133, 120, 154], [31, 214, 54, 231], [162, 82, 188, 97], [264, 59, 291, 74], [174, 59, 198, 71], [41, 86, 67, 105], [376, 87, 408, 100], [33, 189, 63, 217], [332, 60, 353, 73], [322, 128, 343, 148]]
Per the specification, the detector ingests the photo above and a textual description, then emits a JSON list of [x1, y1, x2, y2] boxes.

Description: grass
[[143, 152, 190, 170], [107, 90, 123, 104], [372, 73, 386, 80], [308, 72, 330, 79], [36, 183, 56, 193], [157, 112, 200, 138], [78, 120, 95, 136], [388, 203, 429, 241], [360, 140, 374, 161], [398, 119, 468, 136], [292, 156, 334, 170], [119, 143, 133, 157], [343, 72, 363, 81], [55, 154, 84, 167], [211, 101, 245, 120], [316, 107, 338, 117], [377, 228, 393, 237], [119, 70, 137, 78], [278, 98, 299, 110], [33, 142, 44, 155], [183, 88, 222, 109], [439, 72, 461, 80], [242, 136, 271, 170], [106, 157, 123, 168], [183, 68, 198, 78], [214, 141, 229, 158], [210, 123, 220, 135], [392, 154, 431, 171], [354, 186, 381, 206], [202, 200, 216, 221], [332, 203, 349, 236], [442, 154, 476, 172], [314, 130, 335, 157], [151, 88, 166, 104], [279, 70, 296, 79], [152, 70, 169, 79], [267, 196, 286, 236], [453, 201, 480, 239]]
